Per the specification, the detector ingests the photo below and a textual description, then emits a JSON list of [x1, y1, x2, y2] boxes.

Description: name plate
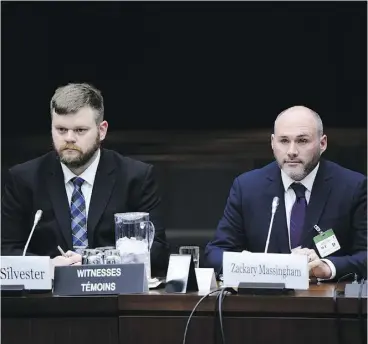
[[53, 263, 148, 296], [223, 252, 309, 290], [0, 256, 52, 290]]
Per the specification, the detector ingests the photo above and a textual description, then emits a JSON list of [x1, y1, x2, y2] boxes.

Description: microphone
[[264, 197, 279, 253], [238, 197, 290, 296], [22, 210, 43, 256]]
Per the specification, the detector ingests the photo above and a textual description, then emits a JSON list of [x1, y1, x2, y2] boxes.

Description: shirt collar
[[281, 162, 319, 193], [61, 149, 101, 186]]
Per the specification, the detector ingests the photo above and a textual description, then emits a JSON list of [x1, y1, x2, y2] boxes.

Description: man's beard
[[55, 136, 100, 169], [277, 150, 321, 181]]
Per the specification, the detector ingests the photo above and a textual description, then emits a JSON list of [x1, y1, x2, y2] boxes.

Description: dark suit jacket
[[1, 149, 170, 276], [204, 159, 367, 279]]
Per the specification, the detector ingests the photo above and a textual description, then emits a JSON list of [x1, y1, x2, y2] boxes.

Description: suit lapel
[[263, 164, 290, 253], [299, 160, 333, 247], [47, 154, 73, 248], [87, 150, 116, 246]]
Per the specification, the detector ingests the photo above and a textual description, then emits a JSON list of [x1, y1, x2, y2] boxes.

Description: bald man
[[204, 106, 367, 280]]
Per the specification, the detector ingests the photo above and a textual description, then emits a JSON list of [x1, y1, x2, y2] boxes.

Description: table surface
[[2, 281, 366, 317]]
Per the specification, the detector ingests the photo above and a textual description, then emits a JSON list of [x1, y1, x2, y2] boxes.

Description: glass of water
[[179, 246, 200, 268], [84, 249, 104, 265], [73, 246, 89, 264], [104, 249, 122, 264]]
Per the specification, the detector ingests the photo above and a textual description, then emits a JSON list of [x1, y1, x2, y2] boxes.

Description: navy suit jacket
[[204, 159, 367, 279]]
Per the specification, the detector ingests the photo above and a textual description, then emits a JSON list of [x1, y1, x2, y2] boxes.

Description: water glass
[[83, 249, 104, 265], [179, 246, 200, 268], [73, 246, 89, 264], [104, 249, 122, 264]]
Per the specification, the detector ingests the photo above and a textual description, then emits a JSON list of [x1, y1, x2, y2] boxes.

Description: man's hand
[[52, 251, 82, 267], [292, 248, 332, 279], [308, 255, 332, 279]]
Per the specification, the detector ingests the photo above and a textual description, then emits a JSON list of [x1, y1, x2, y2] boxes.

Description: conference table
[[1, 282, 366, 344]]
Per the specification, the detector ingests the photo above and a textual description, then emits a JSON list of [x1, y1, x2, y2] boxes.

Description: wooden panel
[[3, 128, 365, 164], [223, 317, 364, 344], [2, 293, 118, 317], [119, 316, 214, 344], [118, 316, 365, 344], [1, 317, 119, 344]]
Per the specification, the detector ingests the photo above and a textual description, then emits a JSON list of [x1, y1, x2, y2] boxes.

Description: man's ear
[[320, 134, 327, 154], [271, 134, 275, 150], [99, 120, 109, 141]]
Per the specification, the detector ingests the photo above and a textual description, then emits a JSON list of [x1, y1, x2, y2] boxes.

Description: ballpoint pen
[[57, 245, 68, 257]]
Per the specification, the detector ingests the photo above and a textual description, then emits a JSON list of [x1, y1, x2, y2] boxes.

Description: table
[[2, 283, 366, 344]]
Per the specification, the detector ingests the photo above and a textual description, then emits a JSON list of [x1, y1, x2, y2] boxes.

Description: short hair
[[50, 83, 104, 124], [274, 106, 324, 137]]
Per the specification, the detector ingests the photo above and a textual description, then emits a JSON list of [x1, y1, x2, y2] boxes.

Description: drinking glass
[[104, 249, 122, 264], [179, 246, 200, 268], [83, 249, 104, 265], [73, 246, 90, 264]]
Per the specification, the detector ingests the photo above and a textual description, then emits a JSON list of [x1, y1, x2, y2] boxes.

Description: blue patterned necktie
[[70, 177, 88, 248], [290, 183, 307, 249]]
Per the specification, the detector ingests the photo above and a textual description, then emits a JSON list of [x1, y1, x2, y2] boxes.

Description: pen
[[57, 245, 67, 257]]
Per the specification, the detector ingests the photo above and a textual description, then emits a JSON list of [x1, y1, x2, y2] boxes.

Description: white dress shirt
[[280, 163, 336, 279], [60, 149, 101, 221]]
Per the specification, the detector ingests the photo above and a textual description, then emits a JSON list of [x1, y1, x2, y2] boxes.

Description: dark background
[[1, 1, 367, 255], [2, 1, 367, 134]]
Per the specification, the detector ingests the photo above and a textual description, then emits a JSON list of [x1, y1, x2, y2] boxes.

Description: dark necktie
[[290, 183, 307, 249], [70, 177, 88, 248]]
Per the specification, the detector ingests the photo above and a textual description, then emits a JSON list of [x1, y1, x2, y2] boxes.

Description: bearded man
[[1, 83, 169, 276]]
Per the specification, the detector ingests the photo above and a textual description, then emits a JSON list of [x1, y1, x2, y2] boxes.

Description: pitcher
[[114, 212, 155, 280]]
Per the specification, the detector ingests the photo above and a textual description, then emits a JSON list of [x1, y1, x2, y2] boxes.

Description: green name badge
[[313, 229, 341, 258]]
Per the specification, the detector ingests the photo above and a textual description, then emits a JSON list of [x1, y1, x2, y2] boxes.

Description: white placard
[[195, 268, 217, 291], [223, 252, 309, 290], [0, 256, 52, 290]]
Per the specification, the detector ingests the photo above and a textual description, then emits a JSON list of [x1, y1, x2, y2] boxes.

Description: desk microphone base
[[237, 282, 294, 295], [0, 284, 25, 296]]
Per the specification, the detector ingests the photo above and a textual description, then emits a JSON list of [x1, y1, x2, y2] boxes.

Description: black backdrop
[[2, 1, 367, 137]]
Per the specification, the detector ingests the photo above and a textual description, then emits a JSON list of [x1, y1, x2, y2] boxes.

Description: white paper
[[195, 268, 217, 291]]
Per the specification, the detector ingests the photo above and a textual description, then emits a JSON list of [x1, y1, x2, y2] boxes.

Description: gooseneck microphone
[[264, 197, 279, 253], [22, 210, 43, 256]]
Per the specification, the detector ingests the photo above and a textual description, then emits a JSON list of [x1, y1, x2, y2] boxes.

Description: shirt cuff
[[319, 259, 336, 280]]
